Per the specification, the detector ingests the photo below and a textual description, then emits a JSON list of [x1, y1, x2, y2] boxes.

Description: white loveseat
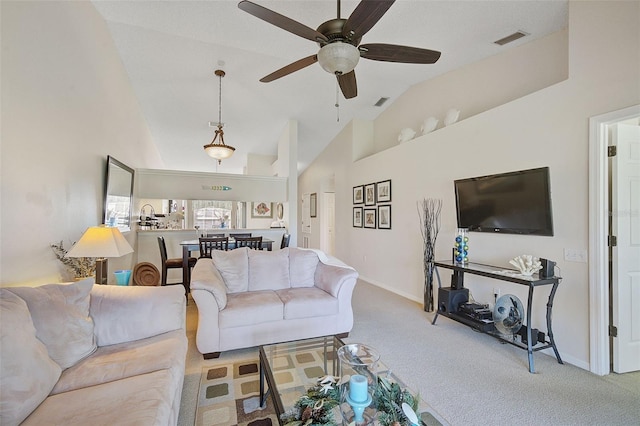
[[0, 280, 187, 426], [190, 247, 358, 358]]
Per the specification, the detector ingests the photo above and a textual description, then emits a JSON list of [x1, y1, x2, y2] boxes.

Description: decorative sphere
[[464, 237, 469, 242], [456, 256, 463, 262], [455, 236, 462, 243], [462, 250, 467, 256], [463, 245, 469, 251]]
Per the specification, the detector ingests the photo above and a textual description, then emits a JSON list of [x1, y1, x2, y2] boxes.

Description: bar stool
[[157, 236, 197, 287]]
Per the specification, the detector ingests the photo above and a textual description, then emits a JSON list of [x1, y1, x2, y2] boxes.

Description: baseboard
[[358, 275, 423, 305]]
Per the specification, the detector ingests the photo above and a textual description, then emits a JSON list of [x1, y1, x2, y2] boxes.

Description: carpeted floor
[[179, 280, 640, 426]]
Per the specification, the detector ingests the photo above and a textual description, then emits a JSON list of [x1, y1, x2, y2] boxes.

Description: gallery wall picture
[[353, 207, 363, 227], [378, 204, 391, 229], [353, 185, 364, 204], [364, 183, 376, 206], [364, 208, 377, 228], [376, 180, 391, 203], [251, 202, 273, 218]]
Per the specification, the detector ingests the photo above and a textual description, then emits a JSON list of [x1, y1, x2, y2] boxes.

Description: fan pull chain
[[335, 82, 340, 122]]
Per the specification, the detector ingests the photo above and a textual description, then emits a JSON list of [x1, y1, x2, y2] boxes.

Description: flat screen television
[[454, 167, 554, 236]]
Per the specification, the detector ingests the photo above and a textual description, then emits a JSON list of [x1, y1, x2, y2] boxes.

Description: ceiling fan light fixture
[[203, 69, 235, 165], [317, 42, 360, 75]]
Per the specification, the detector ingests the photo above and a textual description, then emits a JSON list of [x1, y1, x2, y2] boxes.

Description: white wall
[[298, 1, 640, 370], [0, 1, 163, 285]]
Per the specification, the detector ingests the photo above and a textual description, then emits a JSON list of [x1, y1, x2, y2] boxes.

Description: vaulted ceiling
[[92, 0, 568, 175]]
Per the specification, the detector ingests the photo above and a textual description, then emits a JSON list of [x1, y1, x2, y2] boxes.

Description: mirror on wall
[[104, 156, 134, 232]]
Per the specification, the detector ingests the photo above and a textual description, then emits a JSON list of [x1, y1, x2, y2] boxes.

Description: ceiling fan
[[238, 0, 441, 99]]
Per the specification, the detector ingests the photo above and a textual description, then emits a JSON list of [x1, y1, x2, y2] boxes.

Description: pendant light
[[203, 69, 235, 164]]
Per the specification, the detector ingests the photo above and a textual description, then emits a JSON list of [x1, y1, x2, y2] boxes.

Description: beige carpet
[[179, 281, 640, 426]]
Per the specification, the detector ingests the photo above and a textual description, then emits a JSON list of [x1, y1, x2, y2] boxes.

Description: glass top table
[[258, 336, 448, 425]]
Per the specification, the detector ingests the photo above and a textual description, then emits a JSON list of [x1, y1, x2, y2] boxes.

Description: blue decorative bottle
[[454, 229, 469, 264]]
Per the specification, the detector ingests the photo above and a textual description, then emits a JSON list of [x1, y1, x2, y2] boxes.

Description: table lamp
[[66, 225, 134, 284]]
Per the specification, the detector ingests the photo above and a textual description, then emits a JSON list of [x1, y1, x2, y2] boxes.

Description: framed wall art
[[353, 207, 363, 227], [378, 204, 392, 229], [376, 180, 392, 203], [310, 193, 317, 218], [364, 183, 376, 206], [251, 201, 274, 218], [364, 208, 377, 229], [353, 185, 364, 204]]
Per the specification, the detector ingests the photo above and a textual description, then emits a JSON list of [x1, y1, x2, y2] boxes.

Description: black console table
[[431, 260, 563, 373]]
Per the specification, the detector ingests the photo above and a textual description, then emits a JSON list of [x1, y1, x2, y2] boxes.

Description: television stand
[[431, 260, 563, 373]]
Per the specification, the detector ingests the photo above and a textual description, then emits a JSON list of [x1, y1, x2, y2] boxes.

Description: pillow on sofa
[[7, 278, 96, 369], [211, 247, 249, 293], [290, 248, 319, 288], [0, 289, 62, 426], [248, 248, 290, 291]]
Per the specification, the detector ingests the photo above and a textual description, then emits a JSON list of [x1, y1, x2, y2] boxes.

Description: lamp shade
[[317, 42, 360, 75], [66, 226, 134, 258], [204, 143, 235, 160]]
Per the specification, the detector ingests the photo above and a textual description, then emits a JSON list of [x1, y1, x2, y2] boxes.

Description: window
[[192, 200, 232, 229]]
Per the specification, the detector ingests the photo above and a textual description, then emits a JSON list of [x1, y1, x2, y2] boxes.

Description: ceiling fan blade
[[359, 43, 441, 64], [260, 54, 318, 83], [238, 1, 328, 43], [337, 71, 357, 99], [343, 0, 395, 41]]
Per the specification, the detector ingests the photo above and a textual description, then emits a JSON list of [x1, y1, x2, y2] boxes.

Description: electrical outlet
[[564, 248, 588, 263]]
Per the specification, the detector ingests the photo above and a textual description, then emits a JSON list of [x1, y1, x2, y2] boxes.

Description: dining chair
[[229, 232, 252, 239], [234, 236, 263, 250], [199, 237, 229, 257], [280, 233, 291, 249], [157, 236, 197, 287]]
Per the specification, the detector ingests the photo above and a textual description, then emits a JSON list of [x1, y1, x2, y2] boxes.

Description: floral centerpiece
[[281, 375, 421, 426], [51, 240, 95, 279]]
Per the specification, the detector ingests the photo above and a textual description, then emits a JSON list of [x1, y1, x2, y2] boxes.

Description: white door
[[325, 192, 335, 255], [611, 123, 640, 373]]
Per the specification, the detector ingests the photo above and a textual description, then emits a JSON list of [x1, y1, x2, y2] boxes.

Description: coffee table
[[259, 336, 448, 425]]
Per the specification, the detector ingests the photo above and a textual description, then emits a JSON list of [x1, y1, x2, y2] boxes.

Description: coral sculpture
[[509, 255, 542, 276]]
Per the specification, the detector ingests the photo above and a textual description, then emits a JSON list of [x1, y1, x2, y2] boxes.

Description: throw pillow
[[211, 247, 249, 293], [7, 278, 96, 369], [290, 248, 319, 288], [0, 289, 62, 426], [248, 248, 290, 291]]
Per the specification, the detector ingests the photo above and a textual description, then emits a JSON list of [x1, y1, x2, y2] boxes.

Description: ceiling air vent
[[374, 97, 389, 107], [494, 31, 528, 46]]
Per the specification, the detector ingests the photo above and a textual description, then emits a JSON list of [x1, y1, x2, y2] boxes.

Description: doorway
[[321, 192, 335, 255], [588, 104, 640, 375]]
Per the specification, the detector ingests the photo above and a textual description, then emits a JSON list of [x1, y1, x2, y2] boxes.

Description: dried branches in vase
[[418, 198, 442, 312], [51, 240, 95, 280]]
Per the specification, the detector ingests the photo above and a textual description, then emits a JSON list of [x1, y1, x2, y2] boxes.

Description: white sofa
[[0, 280, 187, 426], [190, 247, 358, 358]]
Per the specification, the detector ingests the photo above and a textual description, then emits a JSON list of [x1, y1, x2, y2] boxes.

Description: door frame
[[588, 104, 640, 376]]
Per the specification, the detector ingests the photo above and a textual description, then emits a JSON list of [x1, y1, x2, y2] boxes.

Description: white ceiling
[[92, 0, 568, 175]]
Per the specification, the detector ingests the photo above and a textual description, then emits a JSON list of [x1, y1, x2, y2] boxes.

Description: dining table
[[179, 238, 275, 290]]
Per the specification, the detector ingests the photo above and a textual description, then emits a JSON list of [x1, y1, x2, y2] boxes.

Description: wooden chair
[[157, 236, 197, 287], [280, 233, 291, 249], [229, 232, 252, 238], [234, 236, 263, 250], [199, 237, 229, 257]]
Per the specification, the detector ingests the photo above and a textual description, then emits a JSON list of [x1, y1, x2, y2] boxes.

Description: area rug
[[196, 358, 278, 426], [195, 355, 444, 426]]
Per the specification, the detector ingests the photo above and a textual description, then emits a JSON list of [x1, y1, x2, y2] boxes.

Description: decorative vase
[[454, 229, 469, 264], [338, 344, 379, 425], [424, 260, 435, 312]]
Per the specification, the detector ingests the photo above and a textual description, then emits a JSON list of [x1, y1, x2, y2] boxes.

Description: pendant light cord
[[335, 81, 340, 122]]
